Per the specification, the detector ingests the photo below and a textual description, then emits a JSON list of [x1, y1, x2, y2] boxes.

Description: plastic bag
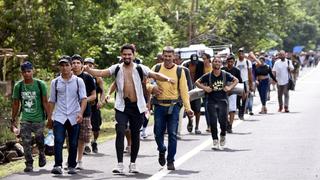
[[44, 130, 55, 156]]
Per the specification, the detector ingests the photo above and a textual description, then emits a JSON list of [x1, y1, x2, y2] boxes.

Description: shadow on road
[[202, 148, 251, 153], [228, 132, 252, 135], [85, 153, 110, 157], [108, 172, 153, 179], [137, 154, 157, 158], [15, 169, 51, 176], [177, 138, 200, 142], [168, 169, 200, 176]]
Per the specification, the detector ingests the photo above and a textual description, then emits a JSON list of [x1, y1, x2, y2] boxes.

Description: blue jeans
[[154, 104, 180, 163], [246, 92, 253, 112], [53, 120, 80, 168], [257, 79, 269, 105]]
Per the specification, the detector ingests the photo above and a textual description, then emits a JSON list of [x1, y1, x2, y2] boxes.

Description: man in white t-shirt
[[235, 48, 253, 120], [272, 50, 294, 112]]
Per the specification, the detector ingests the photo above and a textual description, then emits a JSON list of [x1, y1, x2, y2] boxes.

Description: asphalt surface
[[4, 66, 320, 180]]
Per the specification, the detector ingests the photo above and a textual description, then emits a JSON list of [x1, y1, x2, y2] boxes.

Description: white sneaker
[[76, 161, 84, 170], [129, 163, 139, 173], [220, 135, 226, 147], [140, 131, 147, 139], [112, 163, 124, 174], [212, 139, 219, 150]]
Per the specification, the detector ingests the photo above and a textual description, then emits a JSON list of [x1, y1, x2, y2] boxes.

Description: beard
[[123, 59, 131, 65]]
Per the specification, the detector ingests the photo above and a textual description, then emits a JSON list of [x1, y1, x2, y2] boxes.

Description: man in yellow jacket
[[151, 46, 194, 170]]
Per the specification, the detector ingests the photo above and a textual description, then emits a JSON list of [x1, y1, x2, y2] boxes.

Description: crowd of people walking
[[9, 43, 319, 175]]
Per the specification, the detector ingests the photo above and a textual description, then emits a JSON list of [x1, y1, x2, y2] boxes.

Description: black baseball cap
[[71, 54, 83, 62], [58, 55, 71, 64], [20, 61, 33, 71]]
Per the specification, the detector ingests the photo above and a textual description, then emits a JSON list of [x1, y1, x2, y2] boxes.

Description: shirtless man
[[84, 44, 174, 174]]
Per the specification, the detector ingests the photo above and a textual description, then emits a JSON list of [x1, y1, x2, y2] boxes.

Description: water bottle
[[44, 130, 54, 146]]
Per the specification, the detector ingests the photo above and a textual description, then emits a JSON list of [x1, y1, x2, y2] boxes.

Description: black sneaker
[[51, 166, 62, 174], [39, 153, 46, 167], [91, 142, 98, 153], [83, 146, 91, 155], [158, 152, 166, 166], [24, 166, 33, 172], [167, 162, 175, 170]]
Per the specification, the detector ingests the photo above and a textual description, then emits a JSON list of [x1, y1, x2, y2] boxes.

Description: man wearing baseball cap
[[48, 55, 87, 174], [11, 61, 50, 172], [83, 58, 105, 153]]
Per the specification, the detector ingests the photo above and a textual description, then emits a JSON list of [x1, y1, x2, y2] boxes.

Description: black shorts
[[91, 106, 102, 132], [191, 99, 201, 113]]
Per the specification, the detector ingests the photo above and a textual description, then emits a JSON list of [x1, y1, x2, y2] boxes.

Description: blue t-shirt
[[199, 71, 234, 103]]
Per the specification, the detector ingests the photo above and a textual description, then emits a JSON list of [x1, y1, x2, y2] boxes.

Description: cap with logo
[[20, 61, 33, 71]]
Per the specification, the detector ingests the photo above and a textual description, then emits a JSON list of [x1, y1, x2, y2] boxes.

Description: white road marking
[[148, 119, 243, 180]]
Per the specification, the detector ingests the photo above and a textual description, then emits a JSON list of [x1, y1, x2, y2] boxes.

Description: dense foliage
[[0, 0, 319, 72]]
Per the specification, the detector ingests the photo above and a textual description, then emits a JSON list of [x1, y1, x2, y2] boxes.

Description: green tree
[[104, 2, 175, 66]]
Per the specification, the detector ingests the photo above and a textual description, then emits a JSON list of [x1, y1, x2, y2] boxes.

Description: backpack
[[154, 63, 183, 91], [114, 64, 149, 100], [152, 64, 183, 106], [208, 70, 227, 88], [18, 79, 46, 119], [114, 64, 143, 82], [235, 59, 249, 70], [54, 77, 80, 102]]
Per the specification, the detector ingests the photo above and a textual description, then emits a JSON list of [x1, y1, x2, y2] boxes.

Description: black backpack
[[53, 77, 80, 102], [114, 64, 149, 99], [114, 64, 144, 81], [154, 63, 183, 91]]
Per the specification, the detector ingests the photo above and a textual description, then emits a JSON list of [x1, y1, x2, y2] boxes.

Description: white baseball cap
[[84, 57, 95, 64]]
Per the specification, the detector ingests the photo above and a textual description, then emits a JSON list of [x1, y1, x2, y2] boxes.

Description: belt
[[152, 98, 180, 105]]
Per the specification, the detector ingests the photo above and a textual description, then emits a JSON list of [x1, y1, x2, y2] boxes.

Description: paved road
[[4, 66, 320, 180]]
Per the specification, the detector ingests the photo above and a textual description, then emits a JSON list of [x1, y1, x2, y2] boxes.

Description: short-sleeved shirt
[[107, 63, 150, 113], [12, 78, 47, 122], [77, 72, 96, 117], [221, 67, 242, 83], [235, 59, 252, 82], [199, 71, 234, 103], [49, 75, 87, 125], [272, 59, 294, 85]]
